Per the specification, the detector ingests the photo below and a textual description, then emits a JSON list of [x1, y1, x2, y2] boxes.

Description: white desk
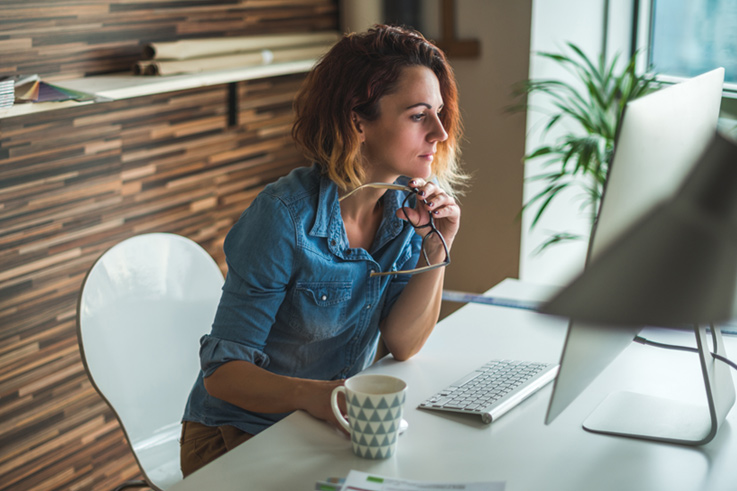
[[170, 279, 737, 491]]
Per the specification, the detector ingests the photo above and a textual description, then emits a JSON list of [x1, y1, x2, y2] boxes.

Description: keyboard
[[418, 359, 559, 424]]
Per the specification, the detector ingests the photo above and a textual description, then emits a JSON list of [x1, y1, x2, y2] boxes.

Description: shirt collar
[[309, 174, 339, 238], [371, 187, 408, 252], [309, 175, 410, 254]]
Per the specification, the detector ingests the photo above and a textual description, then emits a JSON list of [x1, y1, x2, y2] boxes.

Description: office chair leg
[[112, 479, 149, 491]]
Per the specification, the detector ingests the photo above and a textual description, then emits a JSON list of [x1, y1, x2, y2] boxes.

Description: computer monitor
[[543, 67, 726, 443]]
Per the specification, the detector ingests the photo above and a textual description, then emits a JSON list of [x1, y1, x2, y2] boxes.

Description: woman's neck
[[339, 188, 385, 251]]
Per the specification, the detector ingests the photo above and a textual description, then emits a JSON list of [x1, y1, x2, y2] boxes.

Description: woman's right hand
[[301, 379, 348, 434], [205, 361, 349, 433]]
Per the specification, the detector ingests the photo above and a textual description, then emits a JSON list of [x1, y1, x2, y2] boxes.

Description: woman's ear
[[351, 111, 365, 142]]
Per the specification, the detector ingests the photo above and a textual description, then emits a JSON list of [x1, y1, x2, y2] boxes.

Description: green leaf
[[510, 42, 660, 252], [534, 232, 587, 255], [528, 182, 572, 228]]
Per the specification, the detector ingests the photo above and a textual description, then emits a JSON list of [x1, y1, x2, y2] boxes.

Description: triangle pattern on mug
[[348, 391, 404, 460]]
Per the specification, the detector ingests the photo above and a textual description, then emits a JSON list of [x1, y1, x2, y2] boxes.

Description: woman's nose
[[428, 114, 448, 143]]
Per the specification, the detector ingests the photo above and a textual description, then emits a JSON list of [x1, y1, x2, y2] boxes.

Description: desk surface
[[171, 279, 737, 491]]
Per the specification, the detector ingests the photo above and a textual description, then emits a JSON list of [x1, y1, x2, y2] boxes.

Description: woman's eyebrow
[[405, 102, 443, 110]]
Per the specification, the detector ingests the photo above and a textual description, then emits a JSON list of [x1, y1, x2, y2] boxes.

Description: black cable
[[713, 352, 737, 371], [633, 335, 737, 371], [633, 335, 699, 353]]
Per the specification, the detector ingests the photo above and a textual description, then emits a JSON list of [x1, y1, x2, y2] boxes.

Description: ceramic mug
[[330, 374, 407, 459]]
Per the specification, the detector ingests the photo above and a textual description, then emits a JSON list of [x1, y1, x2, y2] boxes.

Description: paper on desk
[[339, 470, 505, 491], [441, 290, 540, 311], [442, 279, 563, 312]]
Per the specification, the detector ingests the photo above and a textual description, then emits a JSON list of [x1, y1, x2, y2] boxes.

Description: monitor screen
[[544, 67, 726, 427]]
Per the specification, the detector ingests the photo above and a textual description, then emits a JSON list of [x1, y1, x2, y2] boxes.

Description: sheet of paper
[[339, 470, 505, 491]]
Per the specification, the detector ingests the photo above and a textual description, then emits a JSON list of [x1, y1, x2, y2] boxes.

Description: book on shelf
[[1, 74, 99, 104], [0, 77, 13, 108]]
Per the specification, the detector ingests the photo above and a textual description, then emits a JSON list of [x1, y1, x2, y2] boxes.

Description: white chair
[[77, 233, 224, 490]]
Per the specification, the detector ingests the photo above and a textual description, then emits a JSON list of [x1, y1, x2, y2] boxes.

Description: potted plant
[[513, 43, 661, 253]]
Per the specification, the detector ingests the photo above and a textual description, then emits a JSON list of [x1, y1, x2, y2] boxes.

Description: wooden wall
[[0, 0, 337, 81], [0, 1, 338, 490]]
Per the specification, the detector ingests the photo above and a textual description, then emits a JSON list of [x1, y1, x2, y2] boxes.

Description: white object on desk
[[339, 470, 505, 491], [330, 374, 408, 459], [417, 359, 558, 424], [442, 278, 561, 311]]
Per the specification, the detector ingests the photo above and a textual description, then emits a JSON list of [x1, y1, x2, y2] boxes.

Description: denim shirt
[[182, 165, 422, 435]]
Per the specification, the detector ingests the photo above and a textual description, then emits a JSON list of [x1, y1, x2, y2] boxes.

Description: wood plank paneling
[[0, 1, 339, 490], [0, 74, 311, 491], [0, 0, 337, 80]]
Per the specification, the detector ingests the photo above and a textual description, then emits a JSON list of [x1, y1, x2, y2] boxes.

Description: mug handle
[[330, 386, 351, 433]]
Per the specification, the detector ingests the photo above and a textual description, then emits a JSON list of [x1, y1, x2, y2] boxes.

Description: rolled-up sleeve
[[199, 335, 270, 377], [200, 193, 294, 376]]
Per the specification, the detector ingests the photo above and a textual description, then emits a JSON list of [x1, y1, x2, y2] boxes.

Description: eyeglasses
[[339, 182, 451, 277]]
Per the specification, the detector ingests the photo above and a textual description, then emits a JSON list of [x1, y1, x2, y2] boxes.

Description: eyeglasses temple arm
[[339, 183, 414, 202]]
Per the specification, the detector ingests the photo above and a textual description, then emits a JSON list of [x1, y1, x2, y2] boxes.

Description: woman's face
[[357, 65, 448, 182]]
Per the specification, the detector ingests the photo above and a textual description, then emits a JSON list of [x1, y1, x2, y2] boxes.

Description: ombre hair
[[292, 24, 466, 196]]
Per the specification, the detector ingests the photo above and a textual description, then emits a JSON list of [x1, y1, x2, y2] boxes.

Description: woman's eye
[[411, 113, 426, 122]]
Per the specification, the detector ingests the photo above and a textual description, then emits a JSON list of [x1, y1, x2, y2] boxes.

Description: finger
[[426, 194, 460, 221], [416, 182, 439, 203], [397, 206, 428, 226], [407, 178, 427, 190], [330, 405, 350, 436], [430, 202, 460, 219], [408, 179, 436, 205], [338, 392, 347, 414], [423, 192, 451, 212], [406, 187, 433, 216]]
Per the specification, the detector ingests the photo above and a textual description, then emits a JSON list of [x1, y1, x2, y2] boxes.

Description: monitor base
[[583, 325, 735, 446]]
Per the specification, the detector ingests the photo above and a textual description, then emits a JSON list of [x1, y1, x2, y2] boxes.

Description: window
[[645, 0, 737, 92]]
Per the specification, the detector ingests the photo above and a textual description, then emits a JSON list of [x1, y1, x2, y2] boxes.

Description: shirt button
[[321, 295, 328, 301], [330, 239, 336, 246], [365, 304, 371, 310], [370, 269, 375, 275]]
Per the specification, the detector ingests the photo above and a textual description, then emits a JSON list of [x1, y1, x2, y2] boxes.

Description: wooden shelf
[[0, 59, 316, 120], [0, 99, 93, 119]]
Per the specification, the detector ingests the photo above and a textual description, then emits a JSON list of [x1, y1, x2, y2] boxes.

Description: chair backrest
[[77, 233, 224, 490]]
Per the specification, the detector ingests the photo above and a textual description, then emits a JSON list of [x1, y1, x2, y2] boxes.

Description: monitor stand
[[582, 325, 735, 445]]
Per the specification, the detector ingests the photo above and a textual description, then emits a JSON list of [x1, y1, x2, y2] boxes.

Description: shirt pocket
[[288, 281, 352, 342]]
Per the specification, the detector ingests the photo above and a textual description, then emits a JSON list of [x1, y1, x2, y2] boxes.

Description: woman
[[180, 24, 466, 476]]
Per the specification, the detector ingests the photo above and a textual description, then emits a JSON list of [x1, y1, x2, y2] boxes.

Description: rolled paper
[[141, 44, 331, 76], [144, 32, 339, 60], [132, 60, 154, 75]]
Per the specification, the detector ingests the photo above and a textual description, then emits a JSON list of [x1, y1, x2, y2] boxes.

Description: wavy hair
[[292, 24, 466, 196]]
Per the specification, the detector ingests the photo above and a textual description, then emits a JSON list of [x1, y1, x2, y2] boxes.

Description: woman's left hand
[[382, 177, 461, 361], [401, 178, 461, 248]]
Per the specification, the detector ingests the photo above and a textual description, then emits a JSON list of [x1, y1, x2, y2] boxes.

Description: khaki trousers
[[180, 420, 254, 477]]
